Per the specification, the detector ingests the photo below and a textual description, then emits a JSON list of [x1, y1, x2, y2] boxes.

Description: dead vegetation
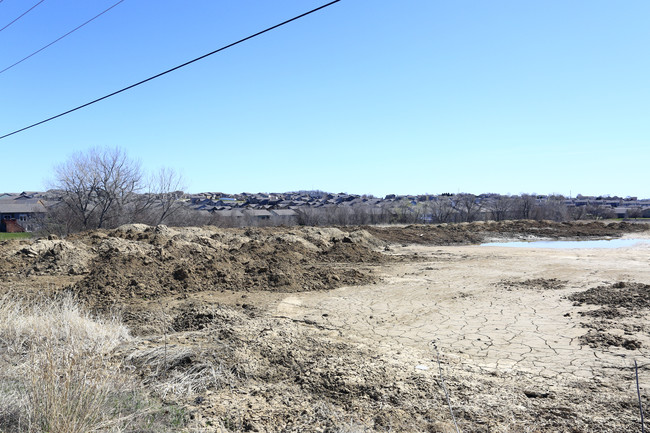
[[0, 295, 186, 433]]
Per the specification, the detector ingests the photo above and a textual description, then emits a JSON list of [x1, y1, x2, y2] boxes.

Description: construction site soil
[[1, 220, 648, 432]]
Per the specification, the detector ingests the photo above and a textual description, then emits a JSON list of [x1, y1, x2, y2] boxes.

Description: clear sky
[[1, 0, 649, 198]]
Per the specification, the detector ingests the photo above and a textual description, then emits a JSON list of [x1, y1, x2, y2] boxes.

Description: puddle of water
[[480, 238, 650, 249]]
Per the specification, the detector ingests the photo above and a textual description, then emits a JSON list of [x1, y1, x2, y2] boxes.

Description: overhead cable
[[0, 0, 46, 33], [0, 0, 340, 140], [0, 0, 125, 75]]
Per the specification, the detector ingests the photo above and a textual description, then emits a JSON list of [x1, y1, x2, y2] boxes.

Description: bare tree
[[93, 148, 143, 228], [386, 199, 405, 224], [53, 154, 100, 230], [568, 205, 588, 221], [453, 193, 482, 222], [627, 206, 644, 219], [535, 195, 568, 221], [486, 195, 515, 221], [146, 167, 186, 225], [512, 194, 536, 220], [429, 196, 455, 223], [585, 205, 616, 220], [52, 147, 144, 230], [296, 207, 325, 226]]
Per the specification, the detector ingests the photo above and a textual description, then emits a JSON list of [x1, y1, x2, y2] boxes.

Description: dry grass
[[0, 293, 130, 355], [0, 294, 187, 433], [126, 345, 235, 399]]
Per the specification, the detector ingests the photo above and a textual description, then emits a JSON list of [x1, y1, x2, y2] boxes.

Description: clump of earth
[[569, 281, 650, 313], [497, 278, 568, 291], [568, 281, 650, 350]]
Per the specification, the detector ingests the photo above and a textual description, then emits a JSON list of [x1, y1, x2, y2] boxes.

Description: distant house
[[270, 209, 298, 225], [0, 198, 47, 232], [213, 209, 244, 219], [244, 209, 272, 220]]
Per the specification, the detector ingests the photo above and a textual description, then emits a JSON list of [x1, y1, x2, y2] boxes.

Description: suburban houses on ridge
[[1, 190, 650, 233]]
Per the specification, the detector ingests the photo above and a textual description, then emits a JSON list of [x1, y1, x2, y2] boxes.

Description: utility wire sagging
[[0, 0, 46, 33], [0, 0, 341, 140], [0, 0, 125, 75]]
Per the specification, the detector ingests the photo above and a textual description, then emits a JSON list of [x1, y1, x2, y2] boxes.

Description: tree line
[[291, 194, 616, 227], [40, 147, 630, 234]]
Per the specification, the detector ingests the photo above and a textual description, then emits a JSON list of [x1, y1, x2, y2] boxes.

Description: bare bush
[[136, 167, 186, 226], [627, 206, 644, 219], [126, 345, 236, 399]]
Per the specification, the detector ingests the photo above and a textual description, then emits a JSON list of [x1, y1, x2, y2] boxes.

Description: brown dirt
[[569, 281, 650, 313], [568, 282, 650, 351], [1, 220, 649, 432], [1, 225, 383, 314], [365, 220, 648, 245], [497, 278, 568, 291]]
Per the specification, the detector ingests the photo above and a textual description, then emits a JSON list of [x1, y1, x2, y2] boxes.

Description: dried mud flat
[[1, 221, 649, 432]]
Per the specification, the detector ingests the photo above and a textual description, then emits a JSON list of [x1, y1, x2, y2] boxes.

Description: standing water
[[480, 238, 650, 249]]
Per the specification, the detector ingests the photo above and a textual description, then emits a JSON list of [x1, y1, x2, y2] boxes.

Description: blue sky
[[1, 0, 649, 198]]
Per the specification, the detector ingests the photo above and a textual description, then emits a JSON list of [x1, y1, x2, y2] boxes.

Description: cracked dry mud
[[276, 242, 650, 380], [275, 236, 650, 430]]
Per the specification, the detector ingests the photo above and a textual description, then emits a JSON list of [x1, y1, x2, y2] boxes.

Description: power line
[[0, 0, 125, 75], [0, 0, 341, 141], [0, 0, 46, 33]]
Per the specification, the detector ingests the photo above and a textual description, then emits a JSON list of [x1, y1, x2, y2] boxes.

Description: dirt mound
[[366, 224, 484, 245], [568, 281, 650, 313], [2, 222, 649, 432], [0, 237, 93, 276], [579, 330, 642, 350], [366, 220, 648, 245], [118, 298, 647, 433], [54, 226, 383, 311], [568, 282, 650, 350]]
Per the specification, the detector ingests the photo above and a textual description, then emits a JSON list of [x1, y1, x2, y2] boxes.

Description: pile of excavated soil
[[0, 225, 385, 312], [569, 281, 650, 313], [116, 297, 650, 433], [115, 303, 451, 432], [569, 282, 650, 350], [0, 236, 93, 277], [366, 220, 648, 245]]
